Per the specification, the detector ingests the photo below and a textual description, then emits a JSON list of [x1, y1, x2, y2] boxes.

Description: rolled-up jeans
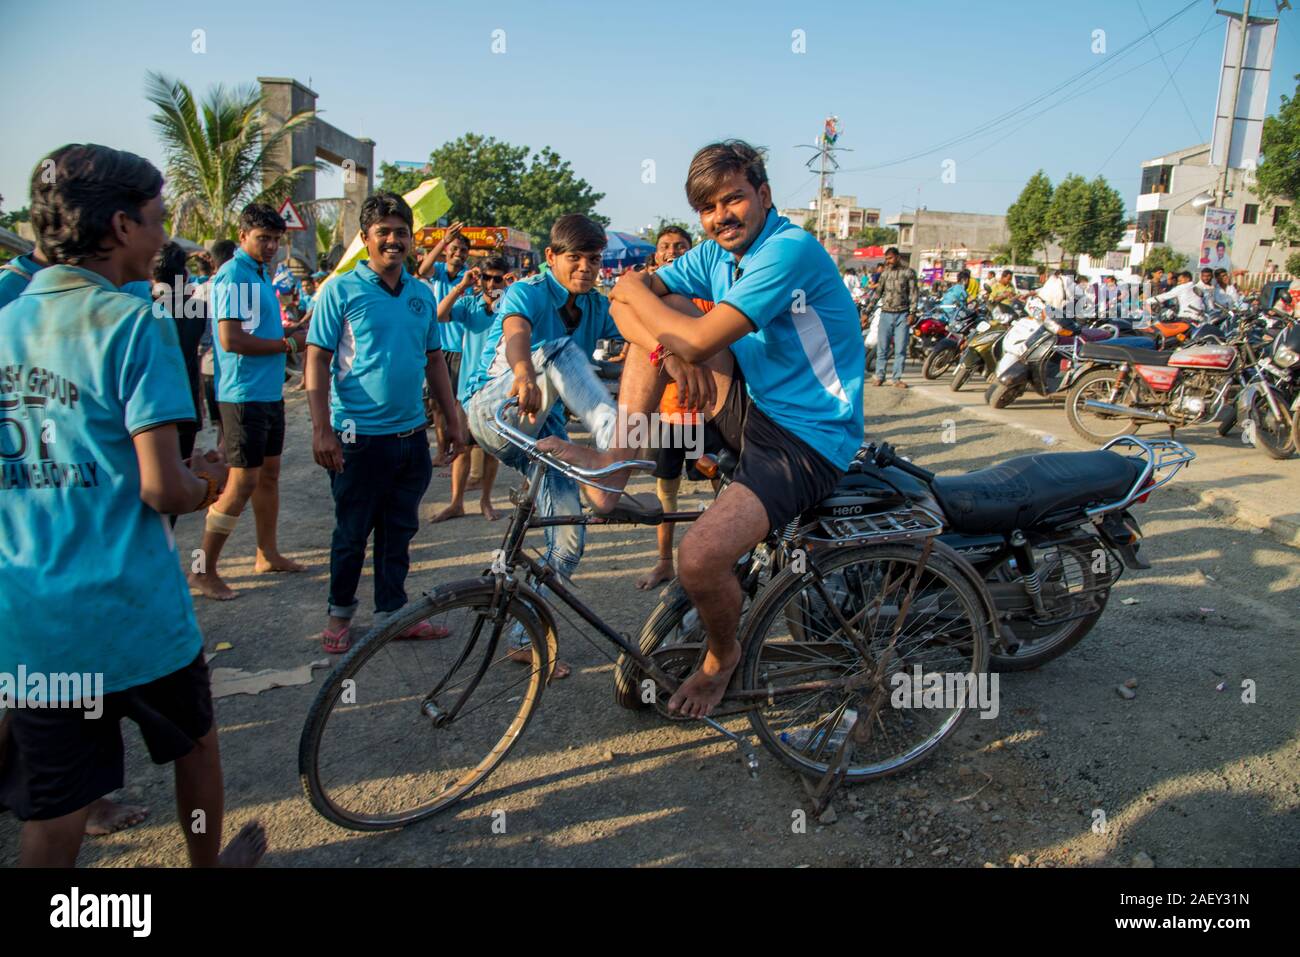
[[466, 337, 618, 648], [875, 311, 910, 381]]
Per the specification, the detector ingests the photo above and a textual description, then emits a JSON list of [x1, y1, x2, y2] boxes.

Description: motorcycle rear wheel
[[1065, 369, 1143, 445], [1247, 392, 1296, 460], [923, 345, 958, 380]]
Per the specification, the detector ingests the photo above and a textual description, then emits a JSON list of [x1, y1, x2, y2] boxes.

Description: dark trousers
[[328, 430, 433, 617]]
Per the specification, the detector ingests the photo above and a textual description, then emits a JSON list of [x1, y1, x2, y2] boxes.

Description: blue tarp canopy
[[603, 231, 654, 267]]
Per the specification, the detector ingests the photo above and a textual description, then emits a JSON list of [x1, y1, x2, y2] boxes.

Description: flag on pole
[[322, 178, 452, 286]]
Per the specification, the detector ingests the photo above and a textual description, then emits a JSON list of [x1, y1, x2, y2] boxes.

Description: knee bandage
[[205, 508, 240, 535], [657, 477, 681, 513]]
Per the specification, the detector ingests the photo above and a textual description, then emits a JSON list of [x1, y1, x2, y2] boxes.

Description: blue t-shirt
[[449, 292, 502, 406], [0, 266, 202, 697], [209, 248, 285, 402], [654, 209, 865, 469], [307, 261, 441, 435], [0, 254, 44, 309], [464, 271, 617, 416], [424, 261, 465, 353], [940, 285, 968, 308]]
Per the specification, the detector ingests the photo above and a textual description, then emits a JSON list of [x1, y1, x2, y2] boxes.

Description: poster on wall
[[1200, 207, 1236, 271]]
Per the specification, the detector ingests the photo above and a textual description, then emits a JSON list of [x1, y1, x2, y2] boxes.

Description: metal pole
[[1219, 0, 1251, 206], [816, 133, 828, 246]]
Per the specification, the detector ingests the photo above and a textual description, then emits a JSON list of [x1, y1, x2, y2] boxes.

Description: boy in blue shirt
[[540, 141, 864, 716], [0, 143, 264, 866], [417, 222, 470, 466], [431, 255, 508, 524], [189, 203, 307, 601], [305, 193, 464, 653]]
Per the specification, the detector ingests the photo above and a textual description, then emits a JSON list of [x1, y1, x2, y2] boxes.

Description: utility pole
[[1218, 0, 1252, 207], [815, 144, 829, 245], [796, 117, 851, 251]]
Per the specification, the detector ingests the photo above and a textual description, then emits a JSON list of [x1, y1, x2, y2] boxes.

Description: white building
[[779, 192, 880, 240], [1131, 142, 1293, 274]]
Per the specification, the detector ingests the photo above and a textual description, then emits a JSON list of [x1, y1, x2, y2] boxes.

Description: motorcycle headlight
[[1275, 343, 1299, 369], [977, 321, 990, 332]]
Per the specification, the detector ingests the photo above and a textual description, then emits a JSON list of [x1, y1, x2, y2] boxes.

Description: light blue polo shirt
[[424, 261, 464, 353], [0, 266, 202, 696], [449, 291, 502, 406], [209, 248, 285, 402], [0, 254, 44, 309], [308, 261, 440, 435], [655, 209, 865, 469]]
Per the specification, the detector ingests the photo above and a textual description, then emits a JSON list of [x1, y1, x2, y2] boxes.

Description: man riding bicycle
[[539, 140, 865, 717]]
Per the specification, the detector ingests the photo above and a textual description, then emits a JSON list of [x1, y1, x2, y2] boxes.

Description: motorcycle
[[1063, 318, 1263, 445], [950, 302, 1019, 392], [1233, 319, 1299, 459], [922, 307, 983, 380]]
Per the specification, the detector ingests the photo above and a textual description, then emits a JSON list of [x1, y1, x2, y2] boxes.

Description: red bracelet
[[649, 344, 671, 368]]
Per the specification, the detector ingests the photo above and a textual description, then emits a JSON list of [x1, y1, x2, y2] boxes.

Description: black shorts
[[0, 652, 213, 821], [710, 365, 842, 531], [652, 422, 724, 480], [445, 351, 462, 397], [202, 374, 220, 428], [219, 399, 285, 468]]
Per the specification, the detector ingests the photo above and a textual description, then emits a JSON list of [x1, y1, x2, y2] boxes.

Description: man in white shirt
[[1212, 268, 1242, 309], [1147, 271, 1207, 320], [842, 267, 863, 303], [1036, 269, 1069, 317]]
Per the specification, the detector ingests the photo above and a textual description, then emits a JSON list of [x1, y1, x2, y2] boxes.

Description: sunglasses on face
[[482, 274, 506, 283]]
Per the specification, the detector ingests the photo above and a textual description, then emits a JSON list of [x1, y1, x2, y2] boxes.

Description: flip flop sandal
[[394, 620, 451, 641], [322, 625, 352, 654]]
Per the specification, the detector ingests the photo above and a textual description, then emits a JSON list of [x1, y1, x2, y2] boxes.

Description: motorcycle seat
[[932, 451, 1143, 534], [1078, 341, 1171, 365]]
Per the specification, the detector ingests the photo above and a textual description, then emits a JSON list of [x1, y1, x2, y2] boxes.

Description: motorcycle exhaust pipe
[[1083, 399, 1169, 422]]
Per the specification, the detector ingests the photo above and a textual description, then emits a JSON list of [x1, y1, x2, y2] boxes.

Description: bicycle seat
[[1078, 341, 1171, 365]]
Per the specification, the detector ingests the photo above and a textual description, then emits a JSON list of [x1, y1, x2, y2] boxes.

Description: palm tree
[[145, 71, 323, 241]]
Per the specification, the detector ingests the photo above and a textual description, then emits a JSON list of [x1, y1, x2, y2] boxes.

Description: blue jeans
[[466, 338, 617, 648], [875, 311, 910, 381], [327, 430, 434, 619]]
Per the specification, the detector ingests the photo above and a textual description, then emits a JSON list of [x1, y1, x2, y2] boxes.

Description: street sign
[[278, 199, 306, 231]]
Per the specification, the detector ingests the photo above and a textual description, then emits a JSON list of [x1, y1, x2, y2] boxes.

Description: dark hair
[[1000, 269, 1013, 279], [885, 246, 900, 256], [30, 144, 163, 266], [445, 231, 470, 251], [240, 202, 286, 234], [1214, 268, 1229, 279], [152, 241, 187, 283], [359, 191, 413, 233], [548, 214, 606, 254], [480, 255, 510, 274], [656, 225, 692, 247], [210, 238, 237, 267], [957, 269, 970, 282], [685, 140, 769, 211]]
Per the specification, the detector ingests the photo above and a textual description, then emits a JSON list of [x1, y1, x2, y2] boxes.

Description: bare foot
[[480, 500, 499, 522], [84, 797, 149, 837], [533, 437, 622, 511], [188, 571, 239, 601], [432, 503, 466, 523], [507, 646, 571, 679], [218, 821, 268, 867], [636, 559, 674, 591], [254, 552, 307, 573], [667, 640, 741, 718]]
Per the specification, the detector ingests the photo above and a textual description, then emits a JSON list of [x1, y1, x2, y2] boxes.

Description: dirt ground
[[3, 383, 1297, 868]]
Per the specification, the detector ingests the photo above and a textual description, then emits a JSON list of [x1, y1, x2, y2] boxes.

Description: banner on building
[[1200, 206, 1236, 271], [1209, 12, 1279, 170]]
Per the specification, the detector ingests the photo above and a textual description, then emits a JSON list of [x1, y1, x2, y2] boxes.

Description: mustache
[[715, 220, 742, 232]]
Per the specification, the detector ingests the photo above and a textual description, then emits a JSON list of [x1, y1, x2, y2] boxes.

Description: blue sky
[[1, 0, 1296, 234]]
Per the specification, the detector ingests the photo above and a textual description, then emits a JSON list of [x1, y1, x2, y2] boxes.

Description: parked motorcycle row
[[868, 291, 1300, 460]]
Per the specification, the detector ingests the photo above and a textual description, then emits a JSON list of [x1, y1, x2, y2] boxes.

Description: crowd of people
[[0, 137, 869, 867]]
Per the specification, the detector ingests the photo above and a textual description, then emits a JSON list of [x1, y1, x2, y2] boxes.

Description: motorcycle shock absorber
[[1011, 530, 1050, 618]]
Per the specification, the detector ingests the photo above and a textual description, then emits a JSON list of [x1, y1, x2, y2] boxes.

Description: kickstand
[[698, 715, 760, 778]]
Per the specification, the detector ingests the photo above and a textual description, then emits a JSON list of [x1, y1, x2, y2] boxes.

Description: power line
[[1136, 0, 1207, 143]]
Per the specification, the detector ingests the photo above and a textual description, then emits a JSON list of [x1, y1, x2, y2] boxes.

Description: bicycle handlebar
[[490, 398, 656, 494]]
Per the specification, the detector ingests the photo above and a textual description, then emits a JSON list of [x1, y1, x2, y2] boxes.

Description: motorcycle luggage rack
[[1089, 435, 1196, 518], [798, 506, 944, 547]]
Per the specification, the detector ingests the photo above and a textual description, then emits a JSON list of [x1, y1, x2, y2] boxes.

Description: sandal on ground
[[322, 625, 352, 654], [394, 620, 451, 641]]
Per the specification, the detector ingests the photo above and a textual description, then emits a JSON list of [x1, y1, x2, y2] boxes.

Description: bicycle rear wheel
[[299, 580, 550, 830], [741, 544, 990, 783]]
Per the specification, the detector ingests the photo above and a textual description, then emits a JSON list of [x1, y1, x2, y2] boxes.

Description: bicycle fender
[[509, 579, 562, 684]]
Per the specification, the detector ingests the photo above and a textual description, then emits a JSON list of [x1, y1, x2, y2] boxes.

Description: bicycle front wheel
[[741, 544, 990, 783], [299, 579, 550, 831]]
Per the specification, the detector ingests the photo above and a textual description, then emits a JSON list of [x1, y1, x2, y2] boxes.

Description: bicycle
[[299, 398, 991, 831]]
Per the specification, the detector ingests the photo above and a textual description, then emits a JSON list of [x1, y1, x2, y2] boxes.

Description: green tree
[[427, 135, 605, 248], [1257, 74, 1300, 245], [1046, 174, 1093, 265], [1006, 170, 1054, 264], [802, 216, 817, 233], [0, 203, 29, 231], [853, 225, 899, 246], [146, 72, 321, 241], [1085, 176, 1127, 258], [1138, 245, 1188, 276], [1285, 250, 1300, 277], [377, 161, 428, 197]]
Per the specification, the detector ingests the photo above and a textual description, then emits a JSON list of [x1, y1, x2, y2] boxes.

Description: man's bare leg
[[173, 726, 267, 867], [432, 447, 470, 522], [478, 452, 500, 521], [252, 456, 305, 572], [668, 482, 770, 717], [188, 466, 259, 600], [19, 807, 91, 866], [637, 476, 680, 589]]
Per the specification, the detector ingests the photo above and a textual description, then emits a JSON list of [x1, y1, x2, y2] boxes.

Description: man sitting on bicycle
[[538, 140, 865, 717]]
